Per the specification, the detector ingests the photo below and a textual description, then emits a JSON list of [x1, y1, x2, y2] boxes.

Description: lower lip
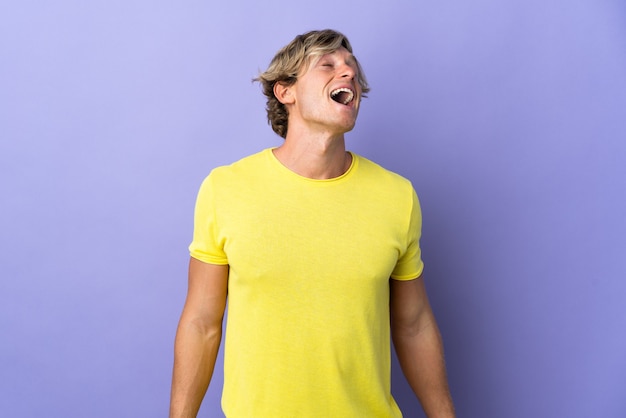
[[332, 99, 354, 107]]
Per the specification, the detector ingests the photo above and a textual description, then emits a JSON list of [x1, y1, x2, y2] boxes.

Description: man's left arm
[[390, 276, 455, 418]]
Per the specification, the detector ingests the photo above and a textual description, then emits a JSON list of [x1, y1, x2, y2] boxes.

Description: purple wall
[[1, 1, 625, 417]]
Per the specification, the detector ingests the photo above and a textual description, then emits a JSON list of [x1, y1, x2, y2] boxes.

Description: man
[[170, 29, 455, 417]]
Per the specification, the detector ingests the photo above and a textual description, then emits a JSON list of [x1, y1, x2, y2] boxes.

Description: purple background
[[1, 1, 625, 417]]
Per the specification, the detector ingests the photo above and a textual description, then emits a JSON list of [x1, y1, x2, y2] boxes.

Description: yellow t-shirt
[[190, 148, 424, 417]]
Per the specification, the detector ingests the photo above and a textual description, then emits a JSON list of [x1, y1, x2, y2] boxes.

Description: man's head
[[255, 29, 370, 139]]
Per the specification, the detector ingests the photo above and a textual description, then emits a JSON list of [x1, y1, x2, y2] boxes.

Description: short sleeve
[[390, 187, 424, 280], [188, 173, 229, 265]]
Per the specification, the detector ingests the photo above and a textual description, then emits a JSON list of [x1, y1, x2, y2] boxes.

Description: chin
[[341, 117, 358, 132]]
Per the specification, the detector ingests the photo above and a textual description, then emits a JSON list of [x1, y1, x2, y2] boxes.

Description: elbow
[[178, 313, 224, 343], [391, 310, 437, 340], [192, 318, 223, 340]]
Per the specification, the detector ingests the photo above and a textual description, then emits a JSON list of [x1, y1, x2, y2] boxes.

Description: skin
[[169, 47, 455, 417], [272, 47, 361, 179], [169, 259, 228, 418], [391, 277, 456, 417]]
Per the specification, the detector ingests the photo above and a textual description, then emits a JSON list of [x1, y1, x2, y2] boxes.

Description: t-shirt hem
[[390, 265, 424, 281], [189, 253, 229, 265]]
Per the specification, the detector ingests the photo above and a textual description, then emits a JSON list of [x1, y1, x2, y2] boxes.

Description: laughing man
[[170, 29, 455, 418]]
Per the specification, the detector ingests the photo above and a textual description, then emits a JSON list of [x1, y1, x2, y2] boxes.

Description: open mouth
[[330, 88, 355, 105]]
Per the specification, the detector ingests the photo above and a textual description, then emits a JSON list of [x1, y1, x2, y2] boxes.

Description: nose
[[339, 62, 356, 79]]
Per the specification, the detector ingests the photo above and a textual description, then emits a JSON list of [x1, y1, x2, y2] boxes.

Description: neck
[[273, 130, 352, 180]]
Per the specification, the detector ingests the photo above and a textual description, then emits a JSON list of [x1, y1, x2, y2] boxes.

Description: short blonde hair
[[255, 29, 370, 138]]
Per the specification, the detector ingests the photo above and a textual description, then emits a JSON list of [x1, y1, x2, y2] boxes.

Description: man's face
[[286, 47, 363, 136]]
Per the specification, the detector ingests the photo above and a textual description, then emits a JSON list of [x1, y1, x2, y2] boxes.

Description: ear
[[273, 81, 295, 105]]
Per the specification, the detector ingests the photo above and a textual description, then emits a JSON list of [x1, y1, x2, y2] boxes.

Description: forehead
[[315, 47, 354, 62]]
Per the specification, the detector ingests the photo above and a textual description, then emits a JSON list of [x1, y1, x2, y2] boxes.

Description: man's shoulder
[[218, 148, 269, 170], [208, 148, 270, 179], [354, 153, 413, 189]]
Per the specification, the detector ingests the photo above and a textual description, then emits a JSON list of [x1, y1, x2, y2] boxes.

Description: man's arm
[[169, 257, 229, 418], [390, 276, 455, 418]]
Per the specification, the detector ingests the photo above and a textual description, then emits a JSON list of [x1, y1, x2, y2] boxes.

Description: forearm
[[392, 321, 455, 418], [169, 318, 222, 418]]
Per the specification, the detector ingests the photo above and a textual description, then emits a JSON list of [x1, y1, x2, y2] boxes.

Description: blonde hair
[[255, 29, 370, 138]]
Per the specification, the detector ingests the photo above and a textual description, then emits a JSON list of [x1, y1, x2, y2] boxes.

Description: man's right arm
[[169, 257, 229, 418]]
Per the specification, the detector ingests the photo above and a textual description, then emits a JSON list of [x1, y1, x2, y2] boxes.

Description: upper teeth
[[331, 88, 354, 105]]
